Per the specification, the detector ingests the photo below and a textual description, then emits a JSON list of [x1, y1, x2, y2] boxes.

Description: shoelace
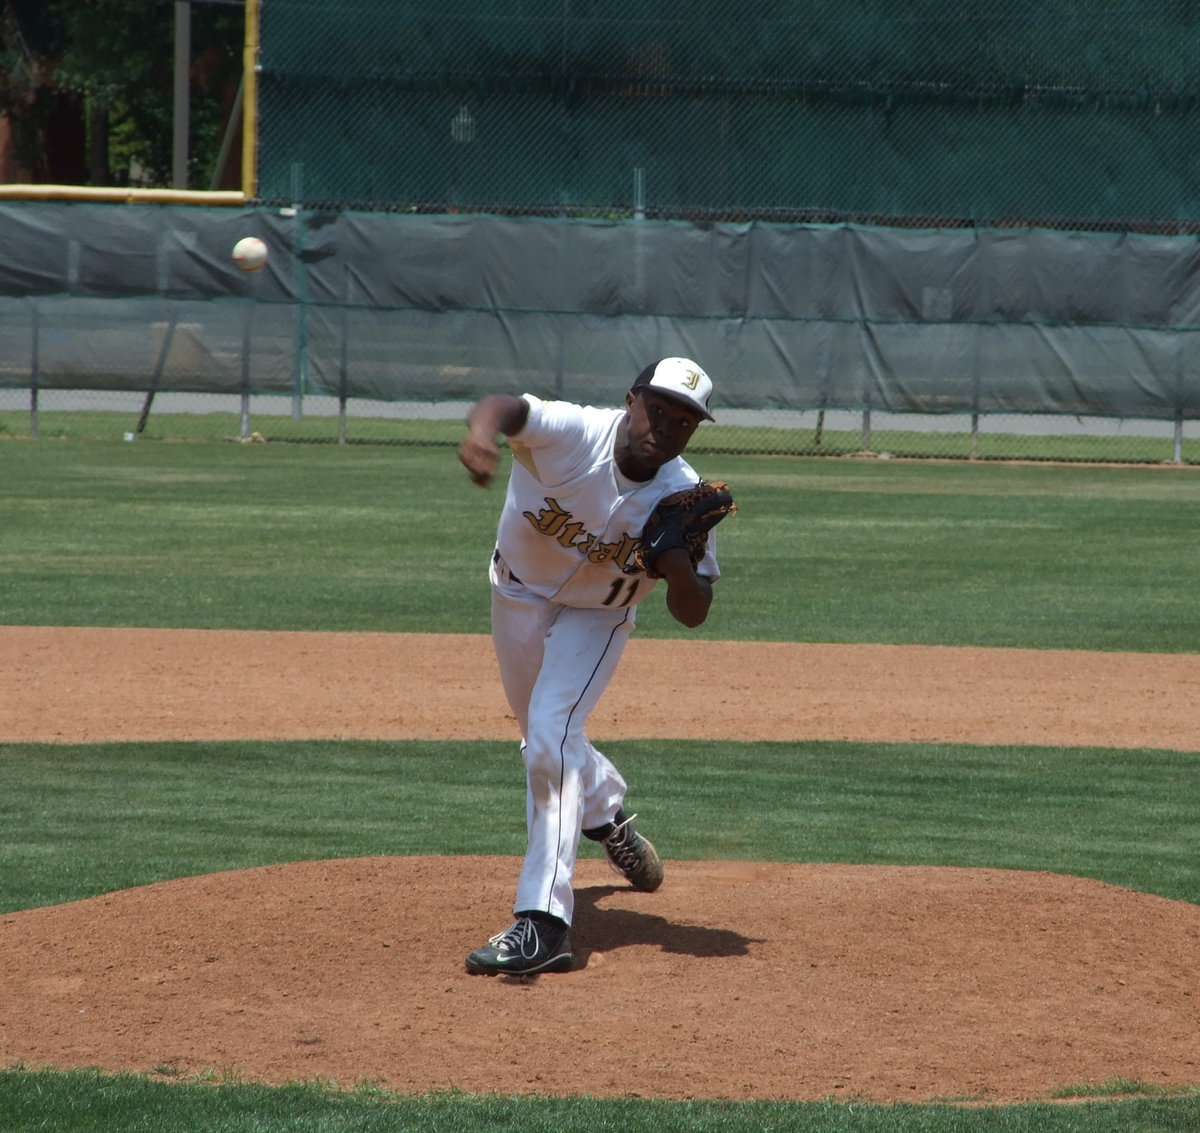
[[489, 918, 540, 959], [604, 814, 643, 874]]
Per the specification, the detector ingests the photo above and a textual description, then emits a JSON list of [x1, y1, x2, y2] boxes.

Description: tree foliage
[[1, 0, 243, 187]]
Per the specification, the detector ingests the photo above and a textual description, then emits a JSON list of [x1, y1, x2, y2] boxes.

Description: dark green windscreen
[[257, 1, 1200, 227]]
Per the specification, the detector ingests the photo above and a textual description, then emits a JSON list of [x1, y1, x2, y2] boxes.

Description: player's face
[[618, 389, 704, 477]]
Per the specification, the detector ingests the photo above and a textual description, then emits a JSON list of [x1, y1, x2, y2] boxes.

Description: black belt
[[493, 548, 522, 584]]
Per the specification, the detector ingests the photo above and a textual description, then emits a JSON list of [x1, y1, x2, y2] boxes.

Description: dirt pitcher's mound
[[1, 856, 1197, 1103]]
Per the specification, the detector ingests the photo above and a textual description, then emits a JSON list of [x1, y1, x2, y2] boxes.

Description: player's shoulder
[[519, 394, 622, 440]]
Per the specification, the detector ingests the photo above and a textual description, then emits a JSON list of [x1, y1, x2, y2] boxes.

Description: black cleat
[[465, 916, 574, 976]]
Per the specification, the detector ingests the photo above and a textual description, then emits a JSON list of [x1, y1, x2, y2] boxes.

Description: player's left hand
[[634, 479, 737, 577]]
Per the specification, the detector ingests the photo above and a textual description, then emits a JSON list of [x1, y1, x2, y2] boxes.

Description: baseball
[[232, 236, 268, 272]]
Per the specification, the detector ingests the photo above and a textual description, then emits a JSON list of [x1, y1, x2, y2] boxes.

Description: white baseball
[[232, 236, 268, 272]]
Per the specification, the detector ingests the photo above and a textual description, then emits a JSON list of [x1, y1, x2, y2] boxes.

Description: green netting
[[257, 1, 1200, 226]]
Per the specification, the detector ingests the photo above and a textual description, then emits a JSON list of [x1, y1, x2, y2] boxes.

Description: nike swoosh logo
[[648, 532, 666, 549]]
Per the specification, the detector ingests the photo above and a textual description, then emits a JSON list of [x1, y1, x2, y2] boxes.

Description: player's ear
[[625, 390, 637, 411]]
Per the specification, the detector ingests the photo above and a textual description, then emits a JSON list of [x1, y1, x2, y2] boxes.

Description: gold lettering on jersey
[[523, 498, 641, 572], [588, 534, 640, 568], [555, 520, 588, 549], [523, 497, 571, 537]]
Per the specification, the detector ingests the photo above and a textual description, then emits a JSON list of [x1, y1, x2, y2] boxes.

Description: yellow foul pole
[[242, 0, 260, 198], [0, 185, 243, 204]]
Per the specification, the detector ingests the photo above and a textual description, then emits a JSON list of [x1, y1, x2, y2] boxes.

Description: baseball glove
[[632, 479, 737, 577]]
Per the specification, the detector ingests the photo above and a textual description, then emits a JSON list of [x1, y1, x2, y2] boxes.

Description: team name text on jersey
[[522, 497, 641, 571]]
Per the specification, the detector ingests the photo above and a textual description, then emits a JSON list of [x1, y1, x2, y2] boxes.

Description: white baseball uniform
[[488, 393, 719, 924]]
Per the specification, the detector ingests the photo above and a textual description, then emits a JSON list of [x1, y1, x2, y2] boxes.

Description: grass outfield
[[2, 439, 1199, 648], [1, 438, 1198, 1130]]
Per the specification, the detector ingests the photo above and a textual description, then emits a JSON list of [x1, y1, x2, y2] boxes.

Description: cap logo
[[631, 357, 715, 421]]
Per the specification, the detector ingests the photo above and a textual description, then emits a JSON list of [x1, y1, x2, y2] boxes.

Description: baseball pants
[[490, 555, 635, 924]]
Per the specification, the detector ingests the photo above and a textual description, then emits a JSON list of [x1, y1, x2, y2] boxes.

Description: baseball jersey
[[494, 394, 720, 609]]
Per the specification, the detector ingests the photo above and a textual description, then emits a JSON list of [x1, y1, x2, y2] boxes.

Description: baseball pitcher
[[458, 358, 735, 975]]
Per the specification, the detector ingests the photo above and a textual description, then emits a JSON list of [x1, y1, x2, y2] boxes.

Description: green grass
[[2, 738, 1196, 913], [768, 426, 1189, 465], [2, 438, 1199, 649], [1, 1068, 1196, 1133], [1, 1068, 1198, 1132], [0, 437, 498, 632], [0, 408, 472, 445]]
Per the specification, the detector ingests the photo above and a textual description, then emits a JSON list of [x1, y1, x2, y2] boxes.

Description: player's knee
[[523, 723, 584, 777]]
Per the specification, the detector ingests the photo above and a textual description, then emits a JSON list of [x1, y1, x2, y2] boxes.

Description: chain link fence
[[258, 1, 1200, 230]]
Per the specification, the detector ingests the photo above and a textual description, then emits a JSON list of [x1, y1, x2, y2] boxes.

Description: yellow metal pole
[[242, 0, 260, 198], [173, 0, 192, 189], [0, 185, 243, 204]]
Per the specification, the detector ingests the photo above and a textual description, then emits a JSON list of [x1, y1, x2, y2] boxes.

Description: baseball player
[[457, 357, 728, 975]]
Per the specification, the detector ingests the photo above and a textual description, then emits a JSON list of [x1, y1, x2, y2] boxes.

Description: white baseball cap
[[631, 357, 715, 421]]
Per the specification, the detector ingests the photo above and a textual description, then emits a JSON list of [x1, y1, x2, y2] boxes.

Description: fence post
[[289, 164, 307, 421], [240, 297, 253, 439], [338, 262, 350, 444], [970, 319, 984, 460], [1170, 329, 1188, 464], [29, 300, 39, 438]]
